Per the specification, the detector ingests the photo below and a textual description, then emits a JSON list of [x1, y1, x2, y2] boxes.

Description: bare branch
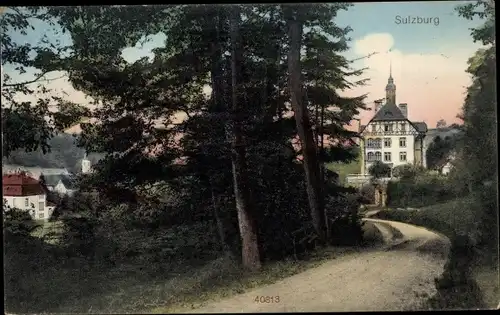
[[3, 71, 51, 88]]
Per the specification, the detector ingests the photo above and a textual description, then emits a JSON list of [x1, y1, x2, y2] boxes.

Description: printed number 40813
[[254, 296, 280, 303]]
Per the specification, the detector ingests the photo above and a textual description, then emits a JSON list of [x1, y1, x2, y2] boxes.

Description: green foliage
[[359, 183, 375, 204], [386, 174, 455, 208], [327, 193, 365, 246], [455, 0, 497, 252], [392, 163, 418, 180], [368, 161, 391, 178], [1, 7, 91, 157], [3, 205, 42, 239], [425, 135, 459, 170], [4, 4, 372, 311], [455, 0, 495, 45]]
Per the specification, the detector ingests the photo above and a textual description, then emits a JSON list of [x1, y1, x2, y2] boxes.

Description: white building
[[3, 173, 55, 220], [347, 70, 427, 185]]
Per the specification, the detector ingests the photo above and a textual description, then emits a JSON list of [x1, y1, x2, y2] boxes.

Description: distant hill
[[2, 133, 104, 174]]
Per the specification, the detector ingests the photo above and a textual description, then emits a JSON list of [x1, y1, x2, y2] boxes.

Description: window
[[367, 152, 374, 161], [384, 124, 389, 132], [400, 152, 407, 162], [401, 123, 406, 132], [384, 138, 391, 147], [375, 151, 382, 161], [399, 137, 407, 147], [367, 139, 373, 148], [384, 152, 391, 162], [374, 138, 382, 148], [371, 124, 376, 132], [25, 198, 29, 207], [39, 213, 44, 219]]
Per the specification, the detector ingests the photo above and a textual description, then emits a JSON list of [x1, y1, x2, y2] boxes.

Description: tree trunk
[[229, 6, 261, 271], [210, 183, 229, 252], [207, 13, 230, 253], [286, 14, 327, 244]]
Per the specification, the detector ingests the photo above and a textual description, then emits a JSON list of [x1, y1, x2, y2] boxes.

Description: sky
[[3, 2, 486, 131]]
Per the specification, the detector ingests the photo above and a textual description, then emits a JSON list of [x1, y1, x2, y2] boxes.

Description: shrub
[[387, 174, 455, 208], [428, 235, 486, 310], [368, 161, 391, 178], [359, 183, 375, 204], [392, 164, 418, 180], [326, 193, 364, 246], [3, 206, 42, 239]]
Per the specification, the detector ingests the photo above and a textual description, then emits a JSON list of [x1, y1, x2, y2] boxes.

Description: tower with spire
[[385, 61, 396, 105], [81, 152, 92, 174]]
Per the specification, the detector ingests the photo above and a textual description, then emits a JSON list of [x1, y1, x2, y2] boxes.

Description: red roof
[[2, 173, 46, 196]]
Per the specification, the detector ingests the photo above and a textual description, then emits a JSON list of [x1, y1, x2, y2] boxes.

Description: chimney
[[399, 103, 408, 118], [374, 100, 383, 113]]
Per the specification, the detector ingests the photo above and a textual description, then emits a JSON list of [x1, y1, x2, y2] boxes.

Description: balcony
[[346, 174, 394, 187]]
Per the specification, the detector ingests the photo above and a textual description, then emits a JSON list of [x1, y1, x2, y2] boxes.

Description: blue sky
[[336, 1, 482, 56], [3, 2, 486, 127]]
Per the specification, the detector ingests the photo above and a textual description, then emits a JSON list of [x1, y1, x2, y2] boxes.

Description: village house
[[40, 174, 78, 196], [3, 173, 56, 221]]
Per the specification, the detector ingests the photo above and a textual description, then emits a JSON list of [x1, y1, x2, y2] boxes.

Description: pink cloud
[[342, 33, 481, 130]]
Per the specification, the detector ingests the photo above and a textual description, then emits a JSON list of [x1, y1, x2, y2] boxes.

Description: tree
[[44, 4, 366, 263], [456, 0, 497, 247], [228, 6, 261, 270], [368, 161, 391, 179], [284, 6, 327, 244], [1, 7, 90, 157], [436, 119, 447, 128], [426, 135, 455, 170]]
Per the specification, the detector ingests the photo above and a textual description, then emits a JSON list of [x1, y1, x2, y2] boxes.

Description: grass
[[326, 159, 361, 185], [7, 221, 383, 314], [371, 197, 499, 309], [362, 221, 386, 245]]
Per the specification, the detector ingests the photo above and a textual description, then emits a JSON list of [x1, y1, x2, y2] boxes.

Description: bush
[[359, 183, 375, 204], [392, 164, 418, 180], [387, 174, 455, 208], [368, 161, 391, 178], [3, 206, 42, 239], [428, 235, 486, 310], [326, 193, 364, 246]]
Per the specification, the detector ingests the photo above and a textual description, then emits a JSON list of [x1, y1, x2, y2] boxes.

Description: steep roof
[[2, 173, 46, 196], [41, 174, 77, 189], [60, 175, 77, 189], [360, 103, 428, 135], [371, 104, 407, 121]]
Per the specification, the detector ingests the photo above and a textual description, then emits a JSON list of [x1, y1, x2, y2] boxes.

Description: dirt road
[[188, 219, 450, 313]]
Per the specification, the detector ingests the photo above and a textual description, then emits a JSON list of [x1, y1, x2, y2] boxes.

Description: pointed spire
[[389, 59, 392, 79]]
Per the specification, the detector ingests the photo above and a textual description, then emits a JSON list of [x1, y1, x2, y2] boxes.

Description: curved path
[[188, 219, 451, 313]]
